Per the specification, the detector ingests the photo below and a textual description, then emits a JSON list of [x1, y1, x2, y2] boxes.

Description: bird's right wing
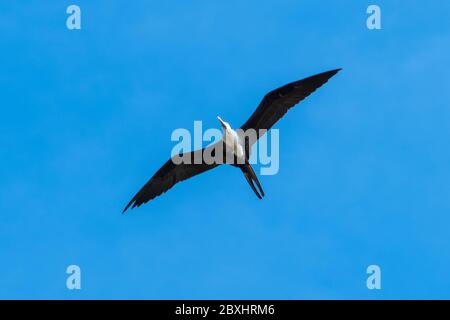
[[123, 144, 221, 213], [240, 69, 341, 145]]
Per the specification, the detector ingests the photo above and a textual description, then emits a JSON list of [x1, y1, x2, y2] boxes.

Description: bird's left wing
[[123, 144, 220, 213], [240, 69, 341, 144]]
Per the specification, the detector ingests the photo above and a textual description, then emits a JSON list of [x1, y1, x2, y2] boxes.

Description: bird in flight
[[123, 69, 341, 213]]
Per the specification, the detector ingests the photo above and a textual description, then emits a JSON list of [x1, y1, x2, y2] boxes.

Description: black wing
[[240, 69, 341, 143], [123, 145, 220, 213]]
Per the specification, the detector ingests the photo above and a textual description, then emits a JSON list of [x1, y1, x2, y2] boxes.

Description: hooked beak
[[217, 116, 225, 128]]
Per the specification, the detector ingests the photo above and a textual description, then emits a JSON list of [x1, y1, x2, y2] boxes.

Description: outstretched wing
[[123, 145, 220, 213], [240, 69, 341, 144]]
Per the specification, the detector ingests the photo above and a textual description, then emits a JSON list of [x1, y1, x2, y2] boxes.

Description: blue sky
[[1, 0, 450, 299]]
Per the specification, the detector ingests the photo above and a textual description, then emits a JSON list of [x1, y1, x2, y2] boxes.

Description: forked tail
[[240, 162, 265, 199]]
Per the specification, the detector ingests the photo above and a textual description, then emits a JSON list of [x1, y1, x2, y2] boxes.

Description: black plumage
[[123, 69, 341, 212], [241, 69, 341, 145]]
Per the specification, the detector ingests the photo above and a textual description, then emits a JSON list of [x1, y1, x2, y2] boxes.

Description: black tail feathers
[[240, 162, 264, 199]]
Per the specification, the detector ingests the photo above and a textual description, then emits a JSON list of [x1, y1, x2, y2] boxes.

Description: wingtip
[[122, 201, 133, 214], [328, 68, 342, 75], [317, 68, 341, 81]]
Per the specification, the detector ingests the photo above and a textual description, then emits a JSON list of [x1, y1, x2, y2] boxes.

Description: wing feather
[[240, 69, 341, 144], [123, 145, 220, 213]]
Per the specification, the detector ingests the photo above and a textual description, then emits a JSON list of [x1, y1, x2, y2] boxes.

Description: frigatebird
[[123, 69, 341, 213]]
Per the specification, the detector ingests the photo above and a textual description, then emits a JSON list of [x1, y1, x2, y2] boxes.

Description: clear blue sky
[[1, 1, 450, 299]]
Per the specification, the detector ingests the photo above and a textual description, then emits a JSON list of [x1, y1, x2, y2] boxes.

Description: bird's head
[[217, 116, 231, 132]]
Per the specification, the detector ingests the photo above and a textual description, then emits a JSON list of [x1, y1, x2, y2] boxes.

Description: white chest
[[223, 129, 244, 159]]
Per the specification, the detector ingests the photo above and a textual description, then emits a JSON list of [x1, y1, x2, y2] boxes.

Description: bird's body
[[218, 116, 245, 162], [217, 116, 265, 198], [123, 69, 341, 213]]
